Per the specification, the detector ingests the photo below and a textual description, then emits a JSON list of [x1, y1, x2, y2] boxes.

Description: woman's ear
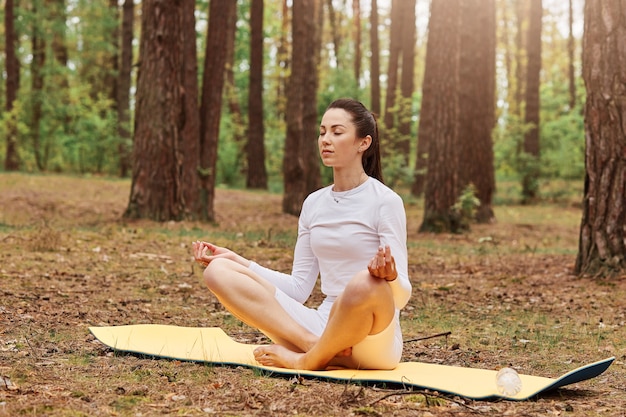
[[359, 135, 373, 153]]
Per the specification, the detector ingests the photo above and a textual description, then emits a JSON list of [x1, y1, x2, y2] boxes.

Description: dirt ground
[[1, 173, 625, 416]]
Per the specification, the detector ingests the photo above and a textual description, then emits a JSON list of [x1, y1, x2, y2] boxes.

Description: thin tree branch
[[404, 331, 452, 343]]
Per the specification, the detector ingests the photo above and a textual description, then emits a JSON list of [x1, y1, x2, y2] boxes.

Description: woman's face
[[318, 108, 368, 169]]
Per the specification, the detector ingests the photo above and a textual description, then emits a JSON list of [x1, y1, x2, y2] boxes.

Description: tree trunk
[[521, 0, 542, 203], [4, 0, 20, 171], [108, 0, 120, 136], [303, 0, 322, 195], [411, 3, 424, 197], [567, 0, 576, 110], [369, 0, 381, 116], [457, 0, 496, 223], [513, 0, 527, 118], [499, 0, 513, 112], [575, 0, 626, 277], [124, 0, 200, 221], [275, 0, 290, 118], [283, 0, 321, 216], [31, 0, 46, 171], [411, 127, 428, 195], [46, 0, 74, 168], [326, 0, 341, 67], [47, 0, 68, 68], [179, 0, 201, 218], [107, 0, 121, 175], [352, 0, 361, 83], [108, 0, 119, 115], [80, 2, 117, 107], [499, 0, 525, 119], [398, 0, 416, 161], [198, 0, 237, 222], [117, 0, 134, 178], [247, 0, 268, 189], [418, 0, 461, 233], [225, 4, 245, 149], [411, 0, 426, 197], [383, 0, 402, 133]]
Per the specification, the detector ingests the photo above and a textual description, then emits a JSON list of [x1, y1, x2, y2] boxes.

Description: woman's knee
[[343, 271, 390, 306], [203, 258, 235, 289]]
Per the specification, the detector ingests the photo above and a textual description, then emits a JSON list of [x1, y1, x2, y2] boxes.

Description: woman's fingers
[[374, 245, 391, 268], [384, 245, 392, 263], [192, 240, 212, 267], [368, 246, 398, 280], [368, 245, 395, 280]]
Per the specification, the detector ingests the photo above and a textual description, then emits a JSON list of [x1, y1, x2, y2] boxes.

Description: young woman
[[193, 98, 412, 370]]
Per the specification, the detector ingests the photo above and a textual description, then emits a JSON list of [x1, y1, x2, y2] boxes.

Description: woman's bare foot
[[254, 344, 354, 370], [254, 345, 305, 369]]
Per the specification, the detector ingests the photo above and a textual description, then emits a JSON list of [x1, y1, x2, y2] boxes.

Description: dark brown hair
[[325, 98, 384, 183]]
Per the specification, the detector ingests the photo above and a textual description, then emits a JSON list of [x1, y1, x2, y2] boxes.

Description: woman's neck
[[333, 170, 368, 192]]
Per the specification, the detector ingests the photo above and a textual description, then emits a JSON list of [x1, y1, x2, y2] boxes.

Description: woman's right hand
[[367, 245, 398, 282]]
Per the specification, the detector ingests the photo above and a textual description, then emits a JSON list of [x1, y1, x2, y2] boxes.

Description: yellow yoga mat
[[89, 324, 614, 401]]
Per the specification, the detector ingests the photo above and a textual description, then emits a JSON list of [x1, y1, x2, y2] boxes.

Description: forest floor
[[1, 172, 625, 417]]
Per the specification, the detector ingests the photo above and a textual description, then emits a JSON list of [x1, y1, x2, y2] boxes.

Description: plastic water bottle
[[495, 367, 522, 396]]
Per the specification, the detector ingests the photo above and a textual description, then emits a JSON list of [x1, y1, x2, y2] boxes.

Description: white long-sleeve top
[[249, 177, 412, 311]]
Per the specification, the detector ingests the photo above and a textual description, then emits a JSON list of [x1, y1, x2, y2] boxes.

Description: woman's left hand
[[367, 245, 398, 282]]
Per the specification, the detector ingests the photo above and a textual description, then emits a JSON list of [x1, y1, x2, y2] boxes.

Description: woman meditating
[[193, 98, 412, 370]]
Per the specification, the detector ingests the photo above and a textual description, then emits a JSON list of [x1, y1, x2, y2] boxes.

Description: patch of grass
[[252, 367, 274, 378], [493, 179, 583, 206], [131, 367, 153, 382], [353, 406, 381, 415], [27, 223, 63, 252], [110, 394, 149, 413], [67, 353, 97, 367], [15, 405, 55, 416], [0, 222, 17, 232]]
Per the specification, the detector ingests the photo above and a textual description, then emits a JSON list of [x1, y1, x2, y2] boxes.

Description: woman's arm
[[249, 200, 320, 304], [376, 193, 412, 309]]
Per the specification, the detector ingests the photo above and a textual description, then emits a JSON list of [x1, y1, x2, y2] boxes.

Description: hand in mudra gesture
[[367, 245, 398, 282], [192, 241, 250, 268]]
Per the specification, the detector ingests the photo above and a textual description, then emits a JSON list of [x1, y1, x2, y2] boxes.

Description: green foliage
[[493, 0, 587, 199], [63, 91, 120, 174], [234, 0, 252, 91], [494, 28, 586, 199], [540, 112, 585, 180], [452, 183, 480, 230], [264, 121, 287, 194], [539, 78, 585, 180], [2, 0, 588, 198], [419, 185, 479, 234], [217, 113, 245, 187], [379, 94, 418, 189], [381, 152, 413, 189], [17, 79, 120, 174], [493, 113, 533, 180], [0, 101, 31, 165], [519, 148, 542, 202], [318, 68, 362, 114], [494, 91, 585, 201], [3, 1, 123, 175]]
